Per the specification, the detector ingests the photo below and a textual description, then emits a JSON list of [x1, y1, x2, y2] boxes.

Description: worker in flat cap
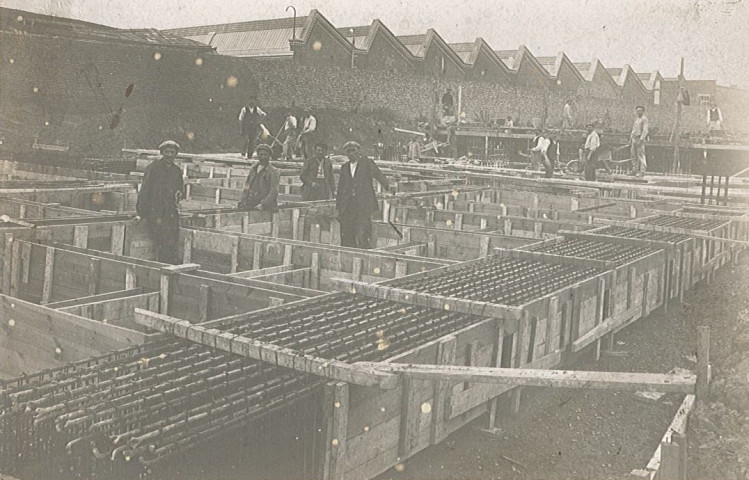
[[336, 141, 395, 249], [300, 143, 336, 201], [237, 143, 280, 211], [135, 140, 185, 264]]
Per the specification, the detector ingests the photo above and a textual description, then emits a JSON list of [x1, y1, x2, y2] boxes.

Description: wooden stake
[[696, 326, 710, 399], [41, 247, 56, 304]]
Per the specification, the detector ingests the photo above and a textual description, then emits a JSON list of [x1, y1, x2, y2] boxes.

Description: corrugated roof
[[165, 16, 308, 37]]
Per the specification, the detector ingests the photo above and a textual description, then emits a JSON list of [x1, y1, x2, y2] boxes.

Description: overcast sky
[[5, 0, 748, 87]]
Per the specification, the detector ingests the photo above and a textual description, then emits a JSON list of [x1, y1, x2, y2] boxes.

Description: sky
[[4, 0, 748, 87]]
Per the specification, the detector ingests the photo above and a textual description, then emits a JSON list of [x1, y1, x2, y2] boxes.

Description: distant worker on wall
[[336, 141, 394, 249], [544, 131, 560, 179], [630, 105, 649, 176], [505, 116, 514, 128], [237, 144, 280, 211], [134, 140, 184, 264], [281, 110, 298, 161], [583, 123, 600, 181], [707, 101, 724, 135], [297, 108, 318, 159], [563, 100, 574, 129], [442, 88, 454, 117], [239, 96, 267, 158], [300, 143, 336, 201], [529, 130, 548, 171], [407, 136, 421, 162]]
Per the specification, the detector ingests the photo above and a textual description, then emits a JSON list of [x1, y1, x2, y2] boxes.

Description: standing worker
[[135, 140, 184, 264], [298, 108, 318, 159], [336, 141, 394, 249], [239, 96, 267, 158], [300, 143, 336, 201], [630, 106, 649, 176], [544, 132, 560, 178], [237, 144, 280, 211], [583, 123, 600, 181], [406, 136, 421, 162], [442, 88, 454, 117], [529, 130, 548, 171], [563, 100, 574, 129], [707, 101, 724, 135], [281, 110, 298, 161]]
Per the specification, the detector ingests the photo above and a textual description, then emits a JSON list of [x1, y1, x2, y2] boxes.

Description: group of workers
[[136, 138, 395, 264]]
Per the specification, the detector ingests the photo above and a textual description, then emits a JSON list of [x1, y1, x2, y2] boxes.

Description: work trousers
[[146, 215, 180, 265], [282, 132, 297, 160], [243, 125, 261, 157], [339, 207, 373, 249], [543, 156, 554, 178], [584, 150, 597, 181], [631, 141, 647, 173]]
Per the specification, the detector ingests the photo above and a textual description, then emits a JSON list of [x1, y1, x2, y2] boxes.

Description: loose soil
[[377, 255, 749, 480]]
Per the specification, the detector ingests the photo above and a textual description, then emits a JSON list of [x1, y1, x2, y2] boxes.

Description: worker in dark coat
[[336, 141, 394, 249], [237, 144, 280, 211], [300, 143, 336, 201], [135, 140, 184, 264]]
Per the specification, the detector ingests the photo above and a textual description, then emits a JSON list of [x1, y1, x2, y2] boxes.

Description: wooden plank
[[41, 247, 55, 304], [487, 324, 505, 428], [198, 285, 211, 322], [45, 288, 145, 309], [430, 335, 456, 445], [253, 242, 263, 270], [2, 234, 13, 294], [645, 395, 696, 476], [230, 236, 239, 274], [311, 252, 320, 290], [358, 362, 696, 394], [73, 225, 89, 248], [125, 265, 137, 290], [398, 377, 421, 457], [183, 231, 193, 264], [328, 382, 349, 480], [88, 258, 101, 296], [111, 223, 125, 256], [134, 309, 397, 389], [159, 273, 170, 315]]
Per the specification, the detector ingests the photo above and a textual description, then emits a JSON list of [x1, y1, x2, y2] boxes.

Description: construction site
[[2, 3, 749, 480]]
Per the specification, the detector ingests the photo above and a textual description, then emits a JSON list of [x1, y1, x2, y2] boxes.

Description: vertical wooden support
[[18, 204, 27, 219], [382, 200, 390, 222], [20, 243, 30, 285], [160, 272, 172, 315], [185, 184, 192, 201], [292, 210, 301, 239], [320, 382, 348, 480], [9, 239, 21, 297], [283, 245, 293, 266], [663, 259, 671, 313], [678, 247, 686, 304], [468, 202, 475, 213], [642, 271, 650, 317], [209, 167, 215, 179], [182, 231, 193, 264], [214, 188, 221, 204], [399, 208, 409, 225], [427, 234, 436, 257], [425, 210, 435, 225], [271, 213, 280, 238], [454, 213, 463, 230], [660, 442, 681, 480], [88, 258, 100, 296], [125, 266, 137, 290], [629, 204, 637, 219], [430, 335, 457, 445], [487, 325, 505, 428], [571, 289, 582, 342], [479, 235, 490, 257], [479, 218, 488, 230], [595, 277, 606, 361], [464, 340, 480, 390], [627, 267, 636, 309], [398, 377, 421, 457], [531, 194, 539, 212], [533, 222, 543, 238], [696, 326, 710, 399], [395, 260, 407, 278], [330, 220, 341, 246], [253, 242, 263, 270], [2, 234, 13, 294], [504, 218, 512, 236], [111, 224, 125, 256], [198, 285, 210, 322], [672, 432, 688, 480], [41, 247, 55, 304], [230, 236, 239, 273], [546, 297, 559, 356], [310, 252, 320, 290], [570, 198, 579, 211], [73, 225, 89, 249], [352, 257, 363, 281], [241, 213, 249, 234], [500, 204, 508, 216], [515, 311, 529, 368]]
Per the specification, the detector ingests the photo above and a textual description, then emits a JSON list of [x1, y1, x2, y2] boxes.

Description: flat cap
[[342, 141, 361, 151], [255, 144, 273, 155], [158, 140, 180, 152]]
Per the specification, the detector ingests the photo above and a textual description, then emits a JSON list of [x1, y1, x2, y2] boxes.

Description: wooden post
[[320, 382, 348, 480], [398, 377, 420, 457], [696, 326, 710, 399], [283, 245, 293, 266], [230, 236, 239, 273], [125, 266, 137, 290], [504, 218, 512, 235], [73, 225, 89, 248], [488, 325, 505, 429], [430, 335, 457, 445], [182, 232, 193, 264], [427, 234, 436, 257], [352, 257, 363, 282], [641, 271, 650, 317], [241, 213, 249, 234], [160, 272, 171, 315], [479, 235, 490, 257], [111, 223, 125, 256], [9, 239, 21, 297], [672, 432, 688, 480], [271, 213, 280, 238], [198, 285, 210, 322], [660, 442, 681, 480], [253, 242, 263, 270], [41, 247, 56, 304], [18, 204, 27, 219], [2, 234, 13, 294], [88, 258, 100, 296], [310, 252, 320, 290], [395, 260, 407, 278], [292, 209, 300, 240], [330, 220, 341, 246]]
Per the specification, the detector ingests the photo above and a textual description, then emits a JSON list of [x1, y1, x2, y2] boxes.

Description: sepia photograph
[[0, 1, 748, 479]]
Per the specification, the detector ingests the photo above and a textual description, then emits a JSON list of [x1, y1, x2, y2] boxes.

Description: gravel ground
[[377, 255, 749, 480]]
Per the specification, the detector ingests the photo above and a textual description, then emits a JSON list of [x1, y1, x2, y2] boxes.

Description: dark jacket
[[336, 157, 389, 216], [136, 158, 184, 219], [238, 163, 280, 210], [300, 155, 336, 200]]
